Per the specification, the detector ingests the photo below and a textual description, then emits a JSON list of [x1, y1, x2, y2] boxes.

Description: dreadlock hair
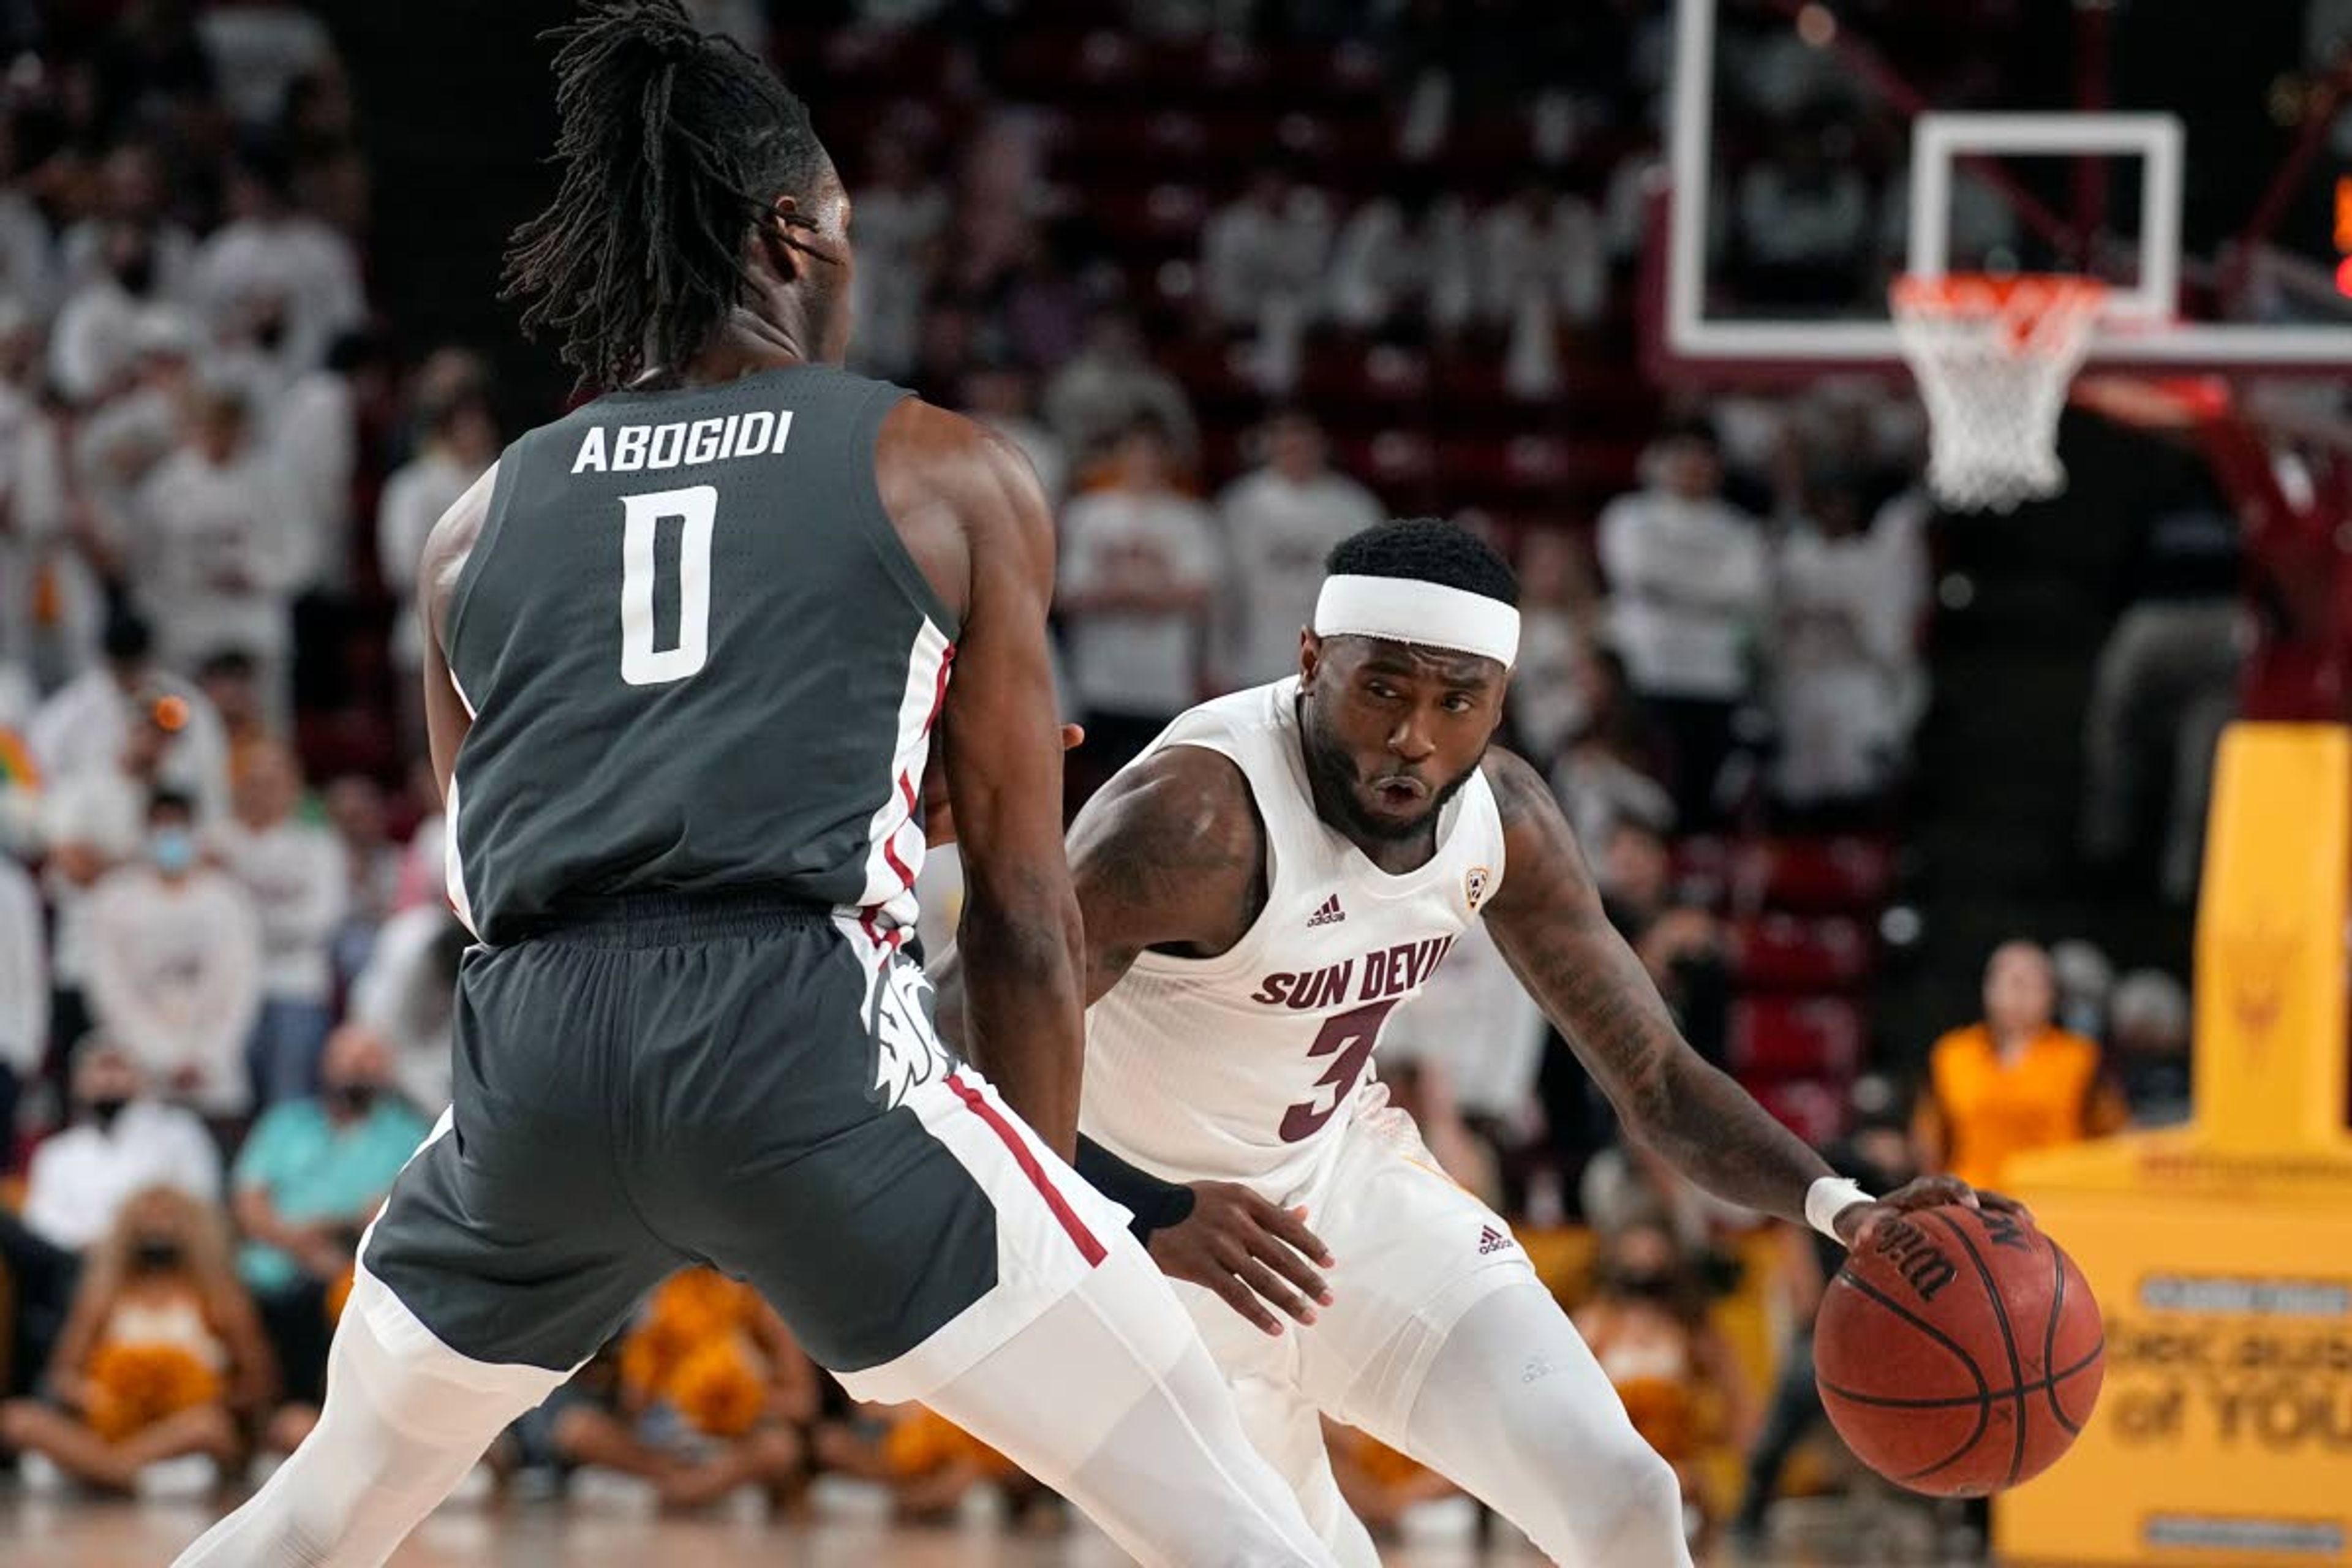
[[502, 0, 831, 391]]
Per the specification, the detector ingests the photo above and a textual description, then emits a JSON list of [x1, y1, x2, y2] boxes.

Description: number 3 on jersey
[[618, 484, 717, 686], [1280, 998, 1399, 1143]]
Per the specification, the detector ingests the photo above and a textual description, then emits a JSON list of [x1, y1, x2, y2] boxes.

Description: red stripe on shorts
[[946, 1072, 1106, 1267]]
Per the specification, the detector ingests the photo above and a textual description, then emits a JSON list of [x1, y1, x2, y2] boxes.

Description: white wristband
[[1806, 1177, 1872, 1243]]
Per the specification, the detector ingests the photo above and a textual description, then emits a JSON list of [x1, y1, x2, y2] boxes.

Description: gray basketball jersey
[[442, 365, 953, 944]]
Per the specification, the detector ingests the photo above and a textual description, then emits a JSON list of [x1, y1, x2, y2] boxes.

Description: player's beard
[[1298, 705, 1484, 844]]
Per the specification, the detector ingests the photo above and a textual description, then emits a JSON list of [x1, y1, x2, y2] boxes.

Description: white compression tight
[[171, 1267, 567, 1567], [1385, 1278, 1695, 1568], [173, 1246, 1336, 1568], [923, 1238, 1338, 1568]]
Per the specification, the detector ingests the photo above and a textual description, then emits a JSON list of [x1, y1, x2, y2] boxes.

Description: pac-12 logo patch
[[1464, 865, 1493, 911]]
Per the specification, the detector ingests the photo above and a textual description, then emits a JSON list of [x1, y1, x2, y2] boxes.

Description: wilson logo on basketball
[[1981, 1208, 2033, 1251], [1464, 866, 1492, 911], [1864, 1216, 1958, 1303]]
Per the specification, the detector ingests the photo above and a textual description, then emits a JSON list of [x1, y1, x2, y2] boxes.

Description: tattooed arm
[[1480, 750, 2022, 1244], [1478, 748, 1842, 1232], [933, 742, 1267, 1040]]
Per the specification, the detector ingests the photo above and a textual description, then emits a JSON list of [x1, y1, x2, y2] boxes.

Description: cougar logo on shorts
[[1464, 866, 1492, 911], [867, 951, 955, 1110]]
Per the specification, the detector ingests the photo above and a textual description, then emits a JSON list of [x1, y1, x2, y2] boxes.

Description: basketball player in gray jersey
[[172, 6, 1335, 1564]]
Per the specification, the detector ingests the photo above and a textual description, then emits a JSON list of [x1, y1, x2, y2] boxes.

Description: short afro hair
[[1325, 518, 1518, 607]]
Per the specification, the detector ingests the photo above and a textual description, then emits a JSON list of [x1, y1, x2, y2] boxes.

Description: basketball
[[1815, 1205, 2104, 1497]]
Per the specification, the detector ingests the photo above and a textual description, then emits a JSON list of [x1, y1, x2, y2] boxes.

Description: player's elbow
[[958, 886, 1085, 991]]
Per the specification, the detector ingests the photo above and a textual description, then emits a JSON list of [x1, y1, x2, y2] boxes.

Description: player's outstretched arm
[[911, 407, 1090, 1161], [1479, 748, 2021, 1245]]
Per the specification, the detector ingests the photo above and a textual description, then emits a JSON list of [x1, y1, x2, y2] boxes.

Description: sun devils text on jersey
[[1080, 677, 1507, 1200]]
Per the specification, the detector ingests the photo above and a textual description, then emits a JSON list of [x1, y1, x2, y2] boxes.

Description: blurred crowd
[[0, 0, 2217, 1557]]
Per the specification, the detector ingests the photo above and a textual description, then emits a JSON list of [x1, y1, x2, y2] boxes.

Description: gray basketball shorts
[[360, 893, 1130, 1404]]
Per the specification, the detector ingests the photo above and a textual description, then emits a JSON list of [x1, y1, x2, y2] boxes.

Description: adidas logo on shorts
[[1479, 1226, 1517, 1256], [1306, 895, 1346, 928]]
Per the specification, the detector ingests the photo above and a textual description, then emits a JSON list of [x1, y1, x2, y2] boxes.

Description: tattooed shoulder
[[1072, 747, 1267, 954]]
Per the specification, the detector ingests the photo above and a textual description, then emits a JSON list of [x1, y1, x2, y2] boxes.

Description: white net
[[1891, 274, 2108, 513]]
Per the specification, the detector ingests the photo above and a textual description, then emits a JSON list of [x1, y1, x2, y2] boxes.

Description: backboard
[[1655, 0, 2352, 381]]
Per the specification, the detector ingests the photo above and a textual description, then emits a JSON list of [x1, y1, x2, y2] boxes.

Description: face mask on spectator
[[1612, 1267, 1679, 1301], [150, 827, 196, 875], [132, 1236, 184, 1272], [329, 1081, 379, 1117], [84, 1094, 131, 1129]]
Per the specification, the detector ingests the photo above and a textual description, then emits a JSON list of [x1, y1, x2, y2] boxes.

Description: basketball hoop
[[1891, 274, 2108, 512]]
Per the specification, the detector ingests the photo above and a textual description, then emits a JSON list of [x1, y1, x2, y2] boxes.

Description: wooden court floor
[[0, 1488, 1945, 1567]]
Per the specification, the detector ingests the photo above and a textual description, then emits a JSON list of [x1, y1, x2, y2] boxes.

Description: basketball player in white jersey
[[937, 518, 2012, 1565]]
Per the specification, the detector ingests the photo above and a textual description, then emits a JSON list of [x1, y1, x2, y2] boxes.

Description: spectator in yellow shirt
[[1918, 941, 2128, 1191]]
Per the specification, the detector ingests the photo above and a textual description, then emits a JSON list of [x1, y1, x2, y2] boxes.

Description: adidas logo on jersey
[[1306, 895, 1346, 929], [1479, 1226, 1517, 1256]]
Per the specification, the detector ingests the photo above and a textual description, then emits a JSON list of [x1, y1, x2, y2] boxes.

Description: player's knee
[[1584, 1439, 1687, 1557]]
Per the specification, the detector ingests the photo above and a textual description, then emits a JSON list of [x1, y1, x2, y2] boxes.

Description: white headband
[[1313, 575, 1520, 668]]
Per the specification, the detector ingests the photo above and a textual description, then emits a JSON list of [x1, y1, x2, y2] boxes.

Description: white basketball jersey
[[1080, 678, 1509, 1200]]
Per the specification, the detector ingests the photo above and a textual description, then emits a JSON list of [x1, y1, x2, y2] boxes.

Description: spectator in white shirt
[[322, 773, 401, 986], [1201, 168, 1333, 377], [1475, 178, 1605, 328], [50, 221, 169, 407], [211, 741, 344, 1107], [28, 612, 231, 824], [59, 142, 198, 306], [377, 384, 497, 690], [1770, 480, 1924, 807], [0, 848, 44, 1133], [197, 1, 338, 129], [1550, 643, 1678, 856], [846, 132, 946, 382], [1042, 309, 1199, 472], [83, 790, 264, 1118], [349, 901, 469, 1114], [1214, 409, 1384, 690], [1325, 184, 1476, 340], [72, 306, 200, 568], [1597, 420, 1772, 825], [272, 328, 391, 601], [0, 138, 52, 315], [0, 303, 77, 683], [1509, 526, 1596, 770], [192, 145, 364, 376], [39, 685, 189, 1060], [0, 1042, 222, 1395], [1055, 413, 1221, 785], [132, 382, 302, 710]]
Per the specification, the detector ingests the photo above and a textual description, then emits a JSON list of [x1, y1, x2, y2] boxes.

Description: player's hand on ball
[[920, 725, 1085, 848], [1147, 1184, 1336, 1337], [1833, 1174, 2034, 1250]]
